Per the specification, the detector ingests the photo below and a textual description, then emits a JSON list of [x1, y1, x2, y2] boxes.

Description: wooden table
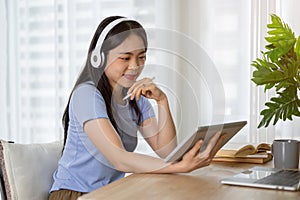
[[79, 162, 300, 200]]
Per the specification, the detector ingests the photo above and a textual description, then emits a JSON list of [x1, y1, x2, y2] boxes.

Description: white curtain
[[0, 0, 8, 140], [158, 0, 300, 143], [2, 0, 160, 143], [249, 0, 300, 142], [174, 0, 251, 142], [274, 0, 300, 140], [1, 0, 299, 144]]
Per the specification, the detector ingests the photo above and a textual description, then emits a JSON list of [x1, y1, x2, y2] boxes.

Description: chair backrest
[[1, 166, 6, 200], [0, 140, 63, 200]]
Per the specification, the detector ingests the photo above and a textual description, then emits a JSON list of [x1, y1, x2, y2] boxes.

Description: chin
[[120, 77, 136, 87], [122, 82, 134, 88], [117, 80, 133, 88]]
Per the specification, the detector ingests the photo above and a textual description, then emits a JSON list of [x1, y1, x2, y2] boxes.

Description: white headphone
[[90, 17, 131, 68]]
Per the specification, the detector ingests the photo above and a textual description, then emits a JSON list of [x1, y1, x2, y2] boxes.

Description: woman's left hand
[[127, 77, 166, 102]]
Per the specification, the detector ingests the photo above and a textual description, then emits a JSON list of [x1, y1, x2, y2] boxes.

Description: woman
[[49, 16, 223, 200]]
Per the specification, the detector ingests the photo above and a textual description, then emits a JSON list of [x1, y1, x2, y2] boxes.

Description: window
[[3, 0, 157, 143], [1, 0, 299, 145]]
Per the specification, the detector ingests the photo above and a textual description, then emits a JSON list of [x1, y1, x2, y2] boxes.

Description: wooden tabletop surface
[[79, 161, 300, 200]]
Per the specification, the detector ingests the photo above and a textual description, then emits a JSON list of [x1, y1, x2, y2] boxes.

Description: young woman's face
[[104, 34, 146, 89]]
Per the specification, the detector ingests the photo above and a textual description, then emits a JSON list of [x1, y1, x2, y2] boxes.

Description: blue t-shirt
[[50, 82, 155, 193]]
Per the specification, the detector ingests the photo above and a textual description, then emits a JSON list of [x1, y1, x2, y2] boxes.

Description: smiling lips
[[123, 74, 137, 81]]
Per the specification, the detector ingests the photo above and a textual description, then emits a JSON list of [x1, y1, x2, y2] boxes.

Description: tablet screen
[[164, 121, 247, 163]]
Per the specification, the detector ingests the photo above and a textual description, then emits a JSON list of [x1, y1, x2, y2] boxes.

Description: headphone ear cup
[[90, 48, 102, 68], [100, 52, 105, 67]]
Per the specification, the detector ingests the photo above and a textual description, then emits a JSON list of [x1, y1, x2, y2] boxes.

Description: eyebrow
[[118, 50, 146, 55]]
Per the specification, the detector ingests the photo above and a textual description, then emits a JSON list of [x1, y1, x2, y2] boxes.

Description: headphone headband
[[91, 17, 131, 68], [95, 18, 129, 51]]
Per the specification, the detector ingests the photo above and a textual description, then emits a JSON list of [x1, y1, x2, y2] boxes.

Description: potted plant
[[251, 14, 300, 128]]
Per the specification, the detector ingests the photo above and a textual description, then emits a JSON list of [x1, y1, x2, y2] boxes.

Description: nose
[[128, 60, 139, 70], [128, 65, 140, 70]]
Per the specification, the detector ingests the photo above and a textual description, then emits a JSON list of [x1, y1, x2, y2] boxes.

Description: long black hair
[[62, 16, 148, 146]]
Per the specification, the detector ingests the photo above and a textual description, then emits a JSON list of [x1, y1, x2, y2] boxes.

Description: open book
[[213, 143, 273, 164]]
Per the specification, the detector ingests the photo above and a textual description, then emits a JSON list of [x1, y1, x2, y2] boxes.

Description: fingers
[[126, 77, 164, 101], [127, 77, 154, 100], [188, 140, 203, 157], [210, 133, 226, 156], [181, 139, 203, 165], [127, 77, 153, 94], [200, 131, 227, 161], [203, 131, 221, 153], [179, 132, 225, 172]]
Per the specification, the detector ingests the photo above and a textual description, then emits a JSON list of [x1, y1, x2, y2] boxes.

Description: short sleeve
[[137, 96, 156, 122], [70, 83, 108, 126]]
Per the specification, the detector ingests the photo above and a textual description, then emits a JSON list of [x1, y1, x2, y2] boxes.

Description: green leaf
[[257, 87, 299, 128], [252, 14, 300, 128], [252, 52, 298, 92], [295, 36, 300, 60], [251, 64, 288, 86], [264, 14, 296, 62]]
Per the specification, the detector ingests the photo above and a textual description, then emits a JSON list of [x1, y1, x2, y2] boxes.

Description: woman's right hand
[[173, 131, 225, 173]]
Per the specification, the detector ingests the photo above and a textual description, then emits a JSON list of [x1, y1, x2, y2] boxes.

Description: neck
[[111, 84, 126, 104]]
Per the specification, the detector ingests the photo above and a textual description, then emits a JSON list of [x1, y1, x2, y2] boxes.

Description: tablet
[[164, 121, 247, 163]]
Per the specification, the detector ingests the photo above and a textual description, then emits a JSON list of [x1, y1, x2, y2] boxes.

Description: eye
[[119, 57, 130, 61], [139, 55, 146, 60]]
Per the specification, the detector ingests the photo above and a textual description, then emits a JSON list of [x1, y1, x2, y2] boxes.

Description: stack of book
[[213, 143, 273, 164]]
